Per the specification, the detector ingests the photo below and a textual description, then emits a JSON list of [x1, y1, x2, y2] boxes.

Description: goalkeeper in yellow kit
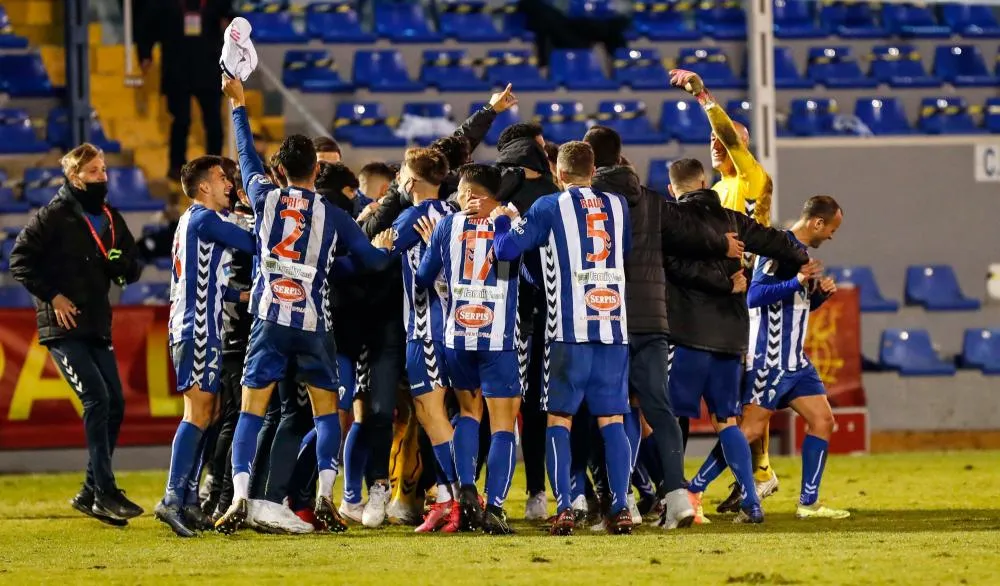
[[669, 68, 779, 513]]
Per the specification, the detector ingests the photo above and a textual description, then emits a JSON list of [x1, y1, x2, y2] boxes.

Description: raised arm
[[195, 211, 255, 254], [491, 200, 553, 262], [455, 84, 517, 154], [334, 207, 389, 270], [734, 214, 808, 269], [222, 78, 267, 203]]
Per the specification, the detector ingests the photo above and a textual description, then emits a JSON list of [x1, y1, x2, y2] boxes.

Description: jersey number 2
[[586, 212, 611, 262], [272, 209, 305, 261]]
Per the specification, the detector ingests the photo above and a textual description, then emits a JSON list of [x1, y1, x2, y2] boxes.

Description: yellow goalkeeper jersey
[[705, 103, 773, 228]]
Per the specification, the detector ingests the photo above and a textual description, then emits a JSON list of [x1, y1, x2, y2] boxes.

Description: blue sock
[[232, 412, 265, 477], [314, 414, 341, 474], [799, 435, 829, 506], [569, 465, 587, 503], [545, 426, 572, 512], [485, 431, 516, 508], [719, 426, 759, 508], [164, 421, 203, 506], [600, 422, 631, 515], [454, 416, 480, 487], [688, 440, 729, 493], [184, 433, 208, 506], [342, 422, 367, 504], [432, 441, 458, 485], [623, 407, 641, 470]]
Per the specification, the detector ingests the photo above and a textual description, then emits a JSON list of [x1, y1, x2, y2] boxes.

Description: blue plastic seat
[[282, 50, 352, 93], [484, 50, 556, 91], [677, 47, 743, 89], [961, 328, 1000, 374], [305, 1, 375, 42], [22, 167, 62, 207], [918, 97, 984, 134], [632, 1, 700, 40], [240, 1, 307, 44], [986, 97, 1000, 133], [333, 102, 406, 147], [697, 0, 746, 39], [773, 46, 813, 89], [45, 108, 121, 153], [0, 6, 28, 48], [869, 45, 940, 88], [612, 47, 670, 90], [549, 49, 619, 90], [854, 97, 912, 135], [807, 46, 877, 88], [0, 54, 54, 97], [774, 0, 824, 38], [880, 329, 957, 376], [373, 2, 442, 43], [941, 3, 1000, 38], [660, 99, 711, 143], [353, 50, 423, 93], [596, 101, 666, 145], [438, 1, 510, 42], [0, 284, 32, 308], [534, 101, 588, 144], [827, 265, 899, 312], [420, 50, 490, 92], [0, 183, 28, 214], [646, 158, 674, 193], [0, 109, 47, 154], [933, 45, 997, 87], [882, 3, 951, 38], [819, 2, 887, 38], [905, 264, 981, 310], [107, 168, 163, 212], [788, 98, 838, 136], [469, 101, 519, 146], [119, 283, 170, 306]]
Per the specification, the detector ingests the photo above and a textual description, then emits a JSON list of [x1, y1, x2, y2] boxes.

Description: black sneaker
[[458, 485, 483, 532], [70, 486, 127, 527], [93, 488, 144, 520], [155, 501, 197, 538], [637, 493, 658, 518], [183, 503, 214, 531], [606, 507, 634, 535], [482, 505, 514, 535], [717, 482, 742, 514], [200, 491, 219, 518], [214, 498, 248, 535], [314, 496, 347, 533]]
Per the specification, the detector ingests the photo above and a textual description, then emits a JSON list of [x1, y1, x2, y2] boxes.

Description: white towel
[[219, 17, 258, 82]]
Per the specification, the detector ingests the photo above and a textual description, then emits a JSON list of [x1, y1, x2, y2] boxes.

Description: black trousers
[[204, 353, 243, 510], [519, 329, 547, 496], [359, 320, 405, 482], [165, 86, 224, 176], [264, 369, 315, 504], [629, 333, 686, 494], [47, 338, 125, 493], [250, 388, 282, 498]]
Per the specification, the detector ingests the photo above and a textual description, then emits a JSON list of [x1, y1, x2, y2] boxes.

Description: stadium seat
[[854, 97, 912, 135], [918, 97, 984, 134], [612, 47, 670, 90], [0, 109, 48, 154], [305, 1, 375, 42], [788, 98, 838, 136], [23, 167, 62, 207], [45, 108, 121, 152], [484, 50, 556, 91], [773, 46, 813, 89], [869, 45, 940, 88], [647, 158, 674, 193], [879, 329, 957, 376], [469, 102, 519, 146], [420, 50, 490, 92], [333, 102, 406, 147], [0, 284, 32, 308], [565, 0, 618, 17], [119, 283, 170, 306], [932, 45, 997, 87], [819, 2, 887, 38], [941, 3, 1000, 38], [0, 54, 54, 97], [986, 97, 1000, 133], [0, 182, 28, 214], [438, 1, 511, 42], [400, 102, 454, 146], [881, 3, 951, 38], [352, 50, 424, 93], [282, 50, 352, 93], [697, 0, 746, 39], [677, 47, 743, 89], [726, 99, 753, 130], [596, 101, 666, 145], [660, 99, 711, 143], [827, 266, 899, 312], [0, 238, 14, 272], [961, 328, 1000, 374], [549, 49, 619, 90], [240, 1, 308, 44], [534, 101, 589, 144], [905, 264, 981, 310], [107, 168, 164, 212], [632, 1, 701, 40], [0, 6, 28, 48], [373, 2, 442, 43], [773, 0, 824, 38], [806, 46, 877, 88]]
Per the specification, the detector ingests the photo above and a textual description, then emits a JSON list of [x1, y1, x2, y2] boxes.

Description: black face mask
[[69, 181, 108, 214]]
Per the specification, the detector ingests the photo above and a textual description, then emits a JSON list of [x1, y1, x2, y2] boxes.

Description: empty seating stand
[[881, 3, 951, 38], [933, 45, 997, 87], [905, 264, 981, 310], [697, 0, 746, 40], [305, 1, 375, 43], [469, 102, 519, 146], [870, 45, 940, 88], [880, 329, 957, 376], [612, 47, 670, 90], [46, 108, 121, 152], [677, 47, 743, 88], [438, 1, 510, 42], [807, 46, 877, 88], [374, 2, 442, 43], [240, 1, 308, 44], [661, 99, 711, 143], [632, 1, 700, 41], [549, 49, 619, 90], [0, 171, 28, 214], [353, 50, 423, 92], [420, 50, 490, 92], [595, 100, 666, 145], [961, 328, 1000, 374], [333, 102, 406, 147], [534, 101, 588, 144], [773, 46, 813, 89], [827, 266, 899, 311], [0, 109, 48, 154], [484, 50, 556, 91], [107, 168, 164, 212], [819, 1, 887, 38], [22, 168, 63, 207], [918, 97, 983, 134], [941, 3, 1000, 38], [0, 284, 32, 308], [788, 98, 838, 136], [647, 158, 674, 193], [0, 53, 54, 97], [283, 50, 352, 93], [774, 0, 824, 39], [119, 283, 170, 306], [855, 97, 912, 135]]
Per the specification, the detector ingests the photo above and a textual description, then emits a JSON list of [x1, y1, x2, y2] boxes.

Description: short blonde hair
[[60, 143, 104, 181], [556, 141, 595, 183]]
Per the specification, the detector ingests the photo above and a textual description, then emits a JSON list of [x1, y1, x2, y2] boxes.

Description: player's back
[[393, 199, 455, 342]]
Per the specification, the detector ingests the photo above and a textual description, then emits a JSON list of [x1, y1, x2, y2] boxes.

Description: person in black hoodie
[[9, 143, 144, 525]]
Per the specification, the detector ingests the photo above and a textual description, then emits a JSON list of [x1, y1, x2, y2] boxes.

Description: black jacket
[[10, 185, 141, 344], [221, 208, 253, 356], [136, 0, 234, 94], [663, 188, 809, 356]]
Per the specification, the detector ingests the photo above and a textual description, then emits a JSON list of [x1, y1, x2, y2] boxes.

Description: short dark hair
[[582, 125, 622, 169], [556, 141, 595, 181], [496, 122, 543, 153], [275, 134, 318, 182], [219, 156, 240, 186], [358, 161, 395, 184], [802, 195, 842, 221], [316, 162, 359, 195], [667, 158, 706, 190], [457, 163, 501, 198], [543, 141, 559, 166], [404, 147, 449, 186], [429, 135, 470, 171], [180, 155, 223, 198], [313, 136, 341, 155]]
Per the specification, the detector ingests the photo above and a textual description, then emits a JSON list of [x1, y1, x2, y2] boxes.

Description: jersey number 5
[[272, 209, 305, 261], [586, 212, 611, 262]]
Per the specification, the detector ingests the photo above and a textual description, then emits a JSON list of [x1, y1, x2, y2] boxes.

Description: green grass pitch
[[0, 451, 997, 585]]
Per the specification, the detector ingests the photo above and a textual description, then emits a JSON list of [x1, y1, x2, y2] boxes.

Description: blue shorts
[[171, 340, 222, 394], [242, 318, 339, 391], [405, 340, 450, 397], [336, 353, 356, 411], [543, 342, 629, 417], [443, 347, 521, 398], [667, 344, 741, 420], [743, 365, 825, 411]]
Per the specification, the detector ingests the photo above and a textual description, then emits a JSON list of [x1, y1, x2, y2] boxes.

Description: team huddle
[[152, 68, 849, 539]]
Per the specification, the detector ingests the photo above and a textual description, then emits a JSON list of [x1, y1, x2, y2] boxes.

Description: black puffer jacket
[[663, 189, 809, 355], [10, 185, 141, 344]]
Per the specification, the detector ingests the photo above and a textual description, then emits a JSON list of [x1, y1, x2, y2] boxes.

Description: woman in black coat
[[9, 143, 144, 525]]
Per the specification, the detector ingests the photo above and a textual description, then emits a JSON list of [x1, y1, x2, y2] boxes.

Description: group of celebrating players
[[152, 64, 849, 539]]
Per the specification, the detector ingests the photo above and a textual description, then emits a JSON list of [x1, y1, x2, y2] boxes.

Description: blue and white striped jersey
[[168, 204, 254, 346], [417, 211, 520, 351], [392, 199, 455, 342], [494, 186, 631, 345]]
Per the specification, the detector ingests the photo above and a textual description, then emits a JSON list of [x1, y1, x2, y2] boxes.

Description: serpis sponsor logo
[[585, 287, 621, 312], [271, 278, 306, 303], [455, 304, 494, 329]]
